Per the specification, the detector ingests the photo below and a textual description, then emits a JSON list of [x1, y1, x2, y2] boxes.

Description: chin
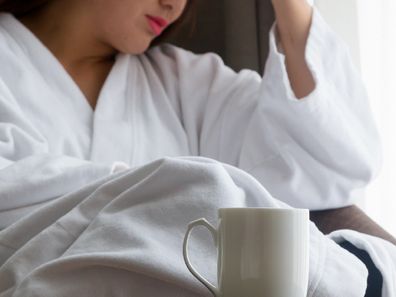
[[119, 39, 152, 55]]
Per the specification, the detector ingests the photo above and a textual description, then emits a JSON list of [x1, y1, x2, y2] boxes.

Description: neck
[[17, 1, 117, 70]]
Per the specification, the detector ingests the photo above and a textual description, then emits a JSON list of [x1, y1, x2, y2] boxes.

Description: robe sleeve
[[0, 83, 114, 229], [147, 6, 382, 210]]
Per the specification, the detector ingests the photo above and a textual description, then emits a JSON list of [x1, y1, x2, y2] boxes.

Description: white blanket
[[2, 156, 393, 297]]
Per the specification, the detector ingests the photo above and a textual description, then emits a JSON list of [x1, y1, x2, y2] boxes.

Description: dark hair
[[0, 0, 50, 15], [0, 0, 198, 49]]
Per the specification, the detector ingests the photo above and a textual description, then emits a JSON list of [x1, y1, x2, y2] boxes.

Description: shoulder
[[0, 13, 21, 55], [0, 15, 25, 83], [0, 23, 14, 57], [0, 22, 18, 102], [142, 42, 228, 73], [140, 42, 262, 85], [145, 42, 221, 60]]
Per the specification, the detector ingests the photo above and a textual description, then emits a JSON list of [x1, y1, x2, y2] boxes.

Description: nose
[[160, 0, 188, 22]]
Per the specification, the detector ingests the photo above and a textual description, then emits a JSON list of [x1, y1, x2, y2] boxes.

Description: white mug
[[183, 207, 310, 297]]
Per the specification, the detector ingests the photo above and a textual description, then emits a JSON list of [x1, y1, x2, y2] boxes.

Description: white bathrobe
[[0, 6, 394, 296]]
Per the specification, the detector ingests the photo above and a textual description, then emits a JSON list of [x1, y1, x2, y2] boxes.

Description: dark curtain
[[167, 0, 275, 75]]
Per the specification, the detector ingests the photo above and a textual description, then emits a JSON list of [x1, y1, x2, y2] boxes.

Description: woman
[[0, 0, 394, 296]]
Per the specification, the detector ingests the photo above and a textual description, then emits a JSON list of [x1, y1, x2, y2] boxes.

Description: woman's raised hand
[[270, 0, 316, 99]]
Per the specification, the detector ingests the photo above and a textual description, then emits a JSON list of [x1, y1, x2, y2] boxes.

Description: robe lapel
[[89, 54, 136, 166]]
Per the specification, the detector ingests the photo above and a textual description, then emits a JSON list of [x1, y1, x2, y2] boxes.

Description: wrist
[[272, 2, 313, 49]]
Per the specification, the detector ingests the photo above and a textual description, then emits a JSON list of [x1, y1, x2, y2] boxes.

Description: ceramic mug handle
[[183, 218, 220, 297]]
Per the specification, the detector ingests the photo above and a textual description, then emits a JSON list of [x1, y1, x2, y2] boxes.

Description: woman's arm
[[271, 0, 316, 99], [150, 4, 382, 210], [271, 1, 395, 245]]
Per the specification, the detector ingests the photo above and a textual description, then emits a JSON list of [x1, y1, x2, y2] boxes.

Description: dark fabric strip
[[338, 240, 383, 297]]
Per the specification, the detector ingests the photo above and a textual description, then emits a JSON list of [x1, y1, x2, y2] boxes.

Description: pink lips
[[146, 15, 168, 36]]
